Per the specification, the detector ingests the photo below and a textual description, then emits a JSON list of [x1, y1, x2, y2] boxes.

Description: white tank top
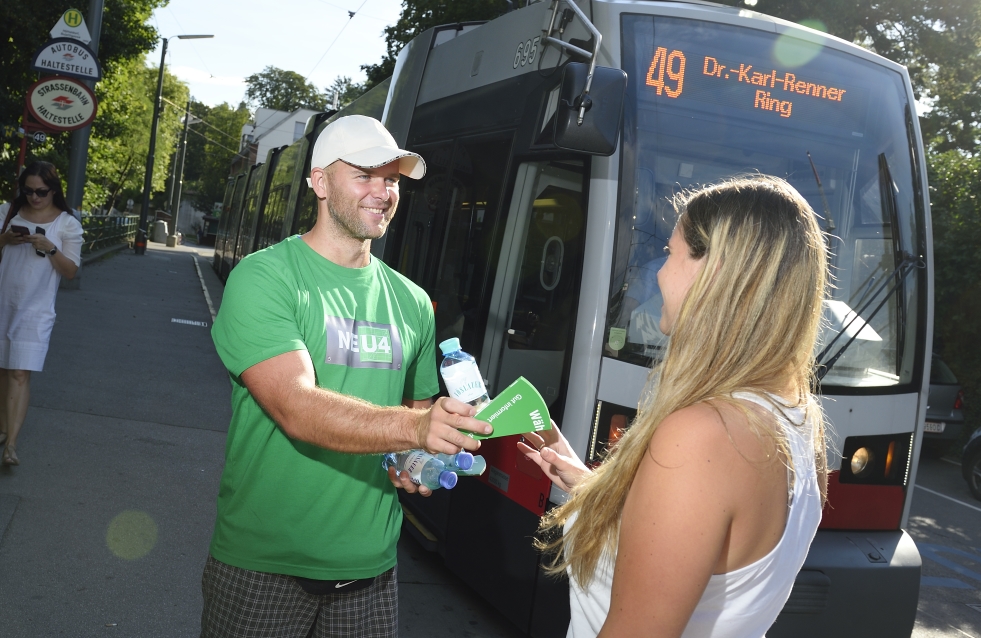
[[567, 393, 822, 638]]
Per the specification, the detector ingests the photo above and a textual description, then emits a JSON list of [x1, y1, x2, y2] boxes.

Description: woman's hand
[[0, 228, 28, 247], [517, 421, 591, 492], [24, 233, 56, 254]]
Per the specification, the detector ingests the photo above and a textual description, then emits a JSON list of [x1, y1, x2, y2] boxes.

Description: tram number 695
[[514, 36, 541, 69]]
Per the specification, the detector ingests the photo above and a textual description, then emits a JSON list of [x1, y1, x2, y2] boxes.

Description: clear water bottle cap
[[439, 470, 458, 489], [455, 451, 474, 471], [439, 337, 462, 355]]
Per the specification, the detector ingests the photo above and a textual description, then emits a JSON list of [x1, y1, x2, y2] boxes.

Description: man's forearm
[[266, 381, 425, 454]]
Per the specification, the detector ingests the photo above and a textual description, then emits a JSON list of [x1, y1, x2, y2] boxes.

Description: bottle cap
[[455, 451, 474, 471], [439, 470, 458, 489], [439, 337, 462, 355]]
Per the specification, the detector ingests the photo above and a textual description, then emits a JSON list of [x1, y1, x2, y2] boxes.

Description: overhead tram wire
[[167, 6, 219, 80], [185, 127, 241, 156], [159, 95, 241, 143], [305, 0, 371, 80]]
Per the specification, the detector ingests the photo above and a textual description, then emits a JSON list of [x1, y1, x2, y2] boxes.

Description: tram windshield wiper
[[816, 252, 918, 381], [806, 151, 835, 231]]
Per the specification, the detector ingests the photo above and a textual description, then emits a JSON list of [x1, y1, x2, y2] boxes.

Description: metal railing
[[81, 214, 138, 254]]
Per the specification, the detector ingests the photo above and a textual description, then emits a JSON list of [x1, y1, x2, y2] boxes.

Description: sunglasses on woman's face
[[23, 187, 52, 198]]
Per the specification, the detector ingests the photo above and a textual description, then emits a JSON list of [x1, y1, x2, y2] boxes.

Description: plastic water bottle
[[436, 451, 474, 472], [439, 338, 490, 410], [382, 451, 458, 490], [453, 455, 487, 477]]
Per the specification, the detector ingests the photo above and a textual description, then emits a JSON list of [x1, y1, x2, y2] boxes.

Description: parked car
[[921, 355, 965, 458], [961, 428, 981, 501]]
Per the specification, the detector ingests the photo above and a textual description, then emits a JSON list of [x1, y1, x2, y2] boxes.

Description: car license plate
[[924, 421, 946, 433]]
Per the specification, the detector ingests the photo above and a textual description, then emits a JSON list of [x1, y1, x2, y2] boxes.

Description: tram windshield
[[609, 15, 924, 389]]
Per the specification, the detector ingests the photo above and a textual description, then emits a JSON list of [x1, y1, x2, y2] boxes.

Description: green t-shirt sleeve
[[403, 295, 439, 402], [212, 253, 307, 378]]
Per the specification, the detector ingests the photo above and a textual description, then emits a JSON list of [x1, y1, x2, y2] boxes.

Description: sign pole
[[65, 0, 105, 215]]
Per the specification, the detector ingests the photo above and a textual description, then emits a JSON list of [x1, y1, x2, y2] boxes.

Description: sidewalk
[[0, 243, 521, 637]]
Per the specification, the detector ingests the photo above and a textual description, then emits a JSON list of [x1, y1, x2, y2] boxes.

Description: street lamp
[[135, 34, 213, 255], [166, 100, 201, 247]]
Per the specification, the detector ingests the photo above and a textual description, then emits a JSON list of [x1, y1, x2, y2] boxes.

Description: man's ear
[[310, 167, 329, 199]]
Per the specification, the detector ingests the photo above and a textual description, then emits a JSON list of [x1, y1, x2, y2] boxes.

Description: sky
[[147, 0, 404, 107]]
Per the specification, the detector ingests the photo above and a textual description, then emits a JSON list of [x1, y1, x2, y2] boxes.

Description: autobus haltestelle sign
[[27, 77, 98, 131], [31, 38, 103, 82]]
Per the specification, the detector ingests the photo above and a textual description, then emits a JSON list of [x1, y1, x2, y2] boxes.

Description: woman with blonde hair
[[520, 175, 829, 637]]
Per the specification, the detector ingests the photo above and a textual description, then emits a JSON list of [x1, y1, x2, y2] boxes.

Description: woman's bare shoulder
[[650, 400, 771, 467]]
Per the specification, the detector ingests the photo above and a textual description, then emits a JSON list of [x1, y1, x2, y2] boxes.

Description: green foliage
[[326, 76, 364, 110], [245, 66, 330, 112], [181, 101, 251, 212], [927, 150, 981, 432], [85, 57, 188, 212], [0, 0, 166, 186], [361, 0, 511, 88]]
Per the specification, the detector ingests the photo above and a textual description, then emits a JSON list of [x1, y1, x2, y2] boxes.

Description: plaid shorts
[[200, 555, 398, 638]]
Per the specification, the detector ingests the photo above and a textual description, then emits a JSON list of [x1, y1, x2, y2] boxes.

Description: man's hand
[[387, 466, 433, 496], [414, 397, 492, 455], [517, 421, 590, 493]]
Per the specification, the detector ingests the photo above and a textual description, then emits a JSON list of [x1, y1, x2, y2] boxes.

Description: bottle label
[[442, 361, 487, 403], [401, 451, 429, 483]]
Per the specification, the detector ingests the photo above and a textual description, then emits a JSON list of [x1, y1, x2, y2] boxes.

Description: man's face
[[322, 160, 401, 241]]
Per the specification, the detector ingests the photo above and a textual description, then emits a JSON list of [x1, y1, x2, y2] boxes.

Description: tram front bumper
[[769, 529, 921, 637]]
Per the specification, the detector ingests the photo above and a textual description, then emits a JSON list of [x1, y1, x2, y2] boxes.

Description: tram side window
[[293, 182, 317, 235], [394, 137, 513, 363]]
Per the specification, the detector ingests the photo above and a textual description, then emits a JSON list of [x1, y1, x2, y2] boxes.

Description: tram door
[[481, 160, 587, 414]]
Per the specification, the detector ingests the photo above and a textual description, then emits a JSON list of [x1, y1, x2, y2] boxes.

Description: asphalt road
[[910, 454, 981, 638]]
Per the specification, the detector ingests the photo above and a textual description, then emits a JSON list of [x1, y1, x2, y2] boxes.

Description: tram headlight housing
[[850, 447, 874, 476], [838, 433, 914, 485]]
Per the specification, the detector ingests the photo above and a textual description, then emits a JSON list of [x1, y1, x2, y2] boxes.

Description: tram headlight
[[850, 447, 874, 476]]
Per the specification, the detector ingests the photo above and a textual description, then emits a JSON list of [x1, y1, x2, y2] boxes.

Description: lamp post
[[135, 33, 213, 255], [166, 100, 200, 247]]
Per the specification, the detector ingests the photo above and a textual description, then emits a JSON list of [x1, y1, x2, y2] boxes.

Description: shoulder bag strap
[[0, 205, 14, 234]]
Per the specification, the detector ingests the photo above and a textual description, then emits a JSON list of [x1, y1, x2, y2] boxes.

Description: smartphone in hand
[[33, 226, 46, 257], [9, 225, 29, 236]]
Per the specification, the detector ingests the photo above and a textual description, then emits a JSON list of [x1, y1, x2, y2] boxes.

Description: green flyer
[[469, 376, 552, 440]]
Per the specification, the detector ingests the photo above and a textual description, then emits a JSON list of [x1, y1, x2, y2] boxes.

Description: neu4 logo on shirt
[[325, 316, 404, 370]]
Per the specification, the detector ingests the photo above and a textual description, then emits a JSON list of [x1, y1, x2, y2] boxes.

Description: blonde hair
[[539, 175, 829, 588]]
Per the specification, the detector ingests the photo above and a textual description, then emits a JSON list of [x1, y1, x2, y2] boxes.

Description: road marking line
[[921, 576, 972, 589], [172, 318, 208, 327], [192, 255, 217, 323], [915, 484, 981, 514], [941, 457, 960, 467]]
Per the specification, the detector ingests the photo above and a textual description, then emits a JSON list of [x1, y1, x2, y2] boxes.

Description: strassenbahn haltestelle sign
[[27, 77, 98, 131]]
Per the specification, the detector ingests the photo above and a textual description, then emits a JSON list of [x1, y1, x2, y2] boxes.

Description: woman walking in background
[[0, 161, 83, 466], [520, 176, 829, 637]]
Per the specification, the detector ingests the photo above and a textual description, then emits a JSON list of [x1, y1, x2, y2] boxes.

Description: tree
[[244, 66, 330, 112], [361, 0, 511, 88], [927, 150, 981, 435], [181, 101, 252, 212], [325, 76, 364, 110], [0, 0, 167, 186], [83, 57, 189, 213]]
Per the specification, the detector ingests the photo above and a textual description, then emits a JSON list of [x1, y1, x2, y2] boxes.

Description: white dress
[[567, 392, 822, 638], [0, 211, 83, 371]]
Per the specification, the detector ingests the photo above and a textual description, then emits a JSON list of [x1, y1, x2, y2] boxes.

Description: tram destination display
[[636, 17, 870, 135]]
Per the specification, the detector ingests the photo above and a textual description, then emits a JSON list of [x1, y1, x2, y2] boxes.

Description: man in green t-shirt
[[201, 115, 491, 638]]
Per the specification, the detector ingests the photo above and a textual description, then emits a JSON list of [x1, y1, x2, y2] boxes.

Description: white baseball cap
[[306, 115, 425, 187]]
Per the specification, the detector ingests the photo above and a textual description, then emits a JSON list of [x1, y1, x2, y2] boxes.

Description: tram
[[214, 1, 932, 635]]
